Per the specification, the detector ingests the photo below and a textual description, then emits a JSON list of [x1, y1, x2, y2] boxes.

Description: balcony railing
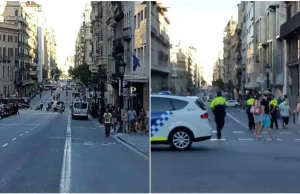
[[280, 11, 300, 39], [6, 16, 28, 26], [123, 27, 132, 41]]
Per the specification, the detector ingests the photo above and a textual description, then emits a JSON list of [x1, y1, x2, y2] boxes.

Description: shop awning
[[124, 74, 149, 83]]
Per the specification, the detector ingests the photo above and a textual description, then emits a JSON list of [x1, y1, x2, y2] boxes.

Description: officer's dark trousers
[[215, 116, 225, 138], [247, 113, 255, 130], [270, 112, 278, 129]]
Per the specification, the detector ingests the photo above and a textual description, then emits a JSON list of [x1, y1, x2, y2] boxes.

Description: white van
[[71, 100, 89, 120]]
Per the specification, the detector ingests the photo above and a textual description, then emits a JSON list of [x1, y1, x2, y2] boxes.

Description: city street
[[0, 89, 149, 193], [151, 106, 300, 193]]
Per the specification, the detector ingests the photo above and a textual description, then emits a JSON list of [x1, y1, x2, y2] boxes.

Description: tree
[[212, 78, 225, 90], [68, 64, 91, 85], [200, 77, 207, 86]]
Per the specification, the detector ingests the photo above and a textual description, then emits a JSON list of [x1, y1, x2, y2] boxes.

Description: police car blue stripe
[[151, 111, 174, 137]]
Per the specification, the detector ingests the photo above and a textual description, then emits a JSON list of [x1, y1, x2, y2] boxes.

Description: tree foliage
[[68, 64, 91, 85], [212, 78, 225, 90], [200, 77, 207, 86]]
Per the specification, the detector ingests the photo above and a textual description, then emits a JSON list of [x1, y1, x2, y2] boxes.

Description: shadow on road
[[151, 145, 214, 152]]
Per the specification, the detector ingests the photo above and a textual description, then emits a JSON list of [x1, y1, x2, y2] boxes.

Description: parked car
[[226, 100, 240, 108]]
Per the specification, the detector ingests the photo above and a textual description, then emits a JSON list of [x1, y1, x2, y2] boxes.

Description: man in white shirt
[[103, 108, 112, 137]]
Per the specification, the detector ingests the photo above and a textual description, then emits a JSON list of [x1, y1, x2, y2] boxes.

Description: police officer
[[246, 95, 255, 131], [270, 94, 278, 129], [210, 91, 227, 139]]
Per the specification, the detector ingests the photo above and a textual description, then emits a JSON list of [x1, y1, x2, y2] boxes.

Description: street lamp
[[265, 64, 271, 91], [118, 59, 127, 133]]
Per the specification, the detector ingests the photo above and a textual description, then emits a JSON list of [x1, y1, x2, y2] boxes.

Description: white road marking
[[266, 138, 282, 141], [210, 138, 226, 141], [279, 131, 292, 134], [233, 131, 245, 134], [2, 143, 8, 148], [295, 139, 300, 141], [238, 138, 254, 141], [59, 111, 72, 193], [25, 131, 29, 133], [20, 134, 23, 136], [212, 130, 217, 133], [226, 113, 248, 129], [12, 138, 16, 141]]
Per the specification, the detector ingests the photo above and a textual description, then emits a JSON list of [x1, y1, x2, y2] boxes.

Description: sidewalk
[[114, 132, 149, 156]]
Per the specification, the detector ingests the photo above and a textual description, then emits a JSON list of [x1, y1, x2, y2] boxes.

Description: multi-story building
[[61, 56, 74, 77], [213, 60, 220, 82], [170, 44, 188, 94], [151, 1, 171, 92], [2, 1, 34, 96], [186, 46, 197, 94], [280, 1, 300, 109], [0, 22, 18, 96], [74, 24, 85, 68], [223, 18, 237, 96]]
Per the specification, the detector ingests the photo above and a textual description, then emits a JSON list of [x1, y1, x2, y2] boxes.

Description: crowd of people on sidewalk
[[246, 91, 300, 140], [102, 105, 149, 137]]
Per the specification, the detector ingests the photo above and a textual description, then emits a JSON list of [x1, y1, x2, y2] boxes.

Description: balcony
[[6, 16, 28, 26], [123, 27, 132, 41], [22, 79, 35, 86], [29, 70, 36, 76], [18, 41, 24, 45], [113, 3, 124, 23], [112, 38, 124, 54], [3, 56, 7, 63], [280, 11, 300, 39]]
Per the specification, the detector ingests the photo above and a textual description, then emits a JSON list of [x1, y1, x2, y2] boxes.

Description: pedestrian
[[111, 107, 117, 132], [40, 101, 44, 111], [16, 103, 20, 115], [270, 94, 278, 129], [210, 90, 227, 139], [255, 91, 275, 140], [252, 93, 262, 136], [127, 107, 137, 133], [103, 108, 112, 137], [137, 108, 146, 134], [294, 96, 300, 125], [280, 100, 291, 129], [246, 95, 255, 132]]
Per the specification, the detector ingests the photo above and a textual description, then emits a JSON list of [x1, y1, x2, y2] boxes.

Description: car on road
[[151, 94, 213, 151], [71, 99, 89, 120], [226, 100, 240, 108]]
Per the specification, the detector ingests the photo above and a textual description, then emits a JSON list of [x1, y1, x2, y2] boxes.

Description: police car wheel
[[170, 129, 192, 150]]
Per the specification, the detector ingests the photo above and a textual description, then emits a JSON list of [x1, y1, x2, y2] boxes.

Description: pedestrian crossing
[[210, 129, 300, 141]]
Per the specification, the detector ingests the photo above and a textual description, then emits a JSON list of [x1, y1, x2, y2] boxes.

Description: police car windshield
[[74, 102, 87, 109], [195, 98, 206, 110]]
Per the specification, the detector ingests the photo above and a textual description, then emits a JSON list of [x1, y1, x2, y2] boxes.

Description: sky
[[163, 0, 239, 83], [37, 0, 87, 66]]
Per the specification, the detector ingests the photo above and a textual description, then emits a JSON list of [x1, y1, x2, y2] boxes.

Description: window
[[2, 66, 4, 78], [134, 15, 136, 29], [287, 4, 291, 20], [3, 34, 5, 41], [7, 66, 9, 78], [151, 97, 173, 112], [141, 10, 144, 21], [15, 36, 17, 43], [171, 99, 188, 110], [15, 10, 18, 16], [15, 48, 18, 57], [144, 7, 147, 19]]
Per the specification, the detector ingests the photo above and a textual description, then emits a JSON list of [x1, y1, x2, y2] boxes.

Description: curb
[[116, 135, 149, 157], [89, 115, 149, 159]]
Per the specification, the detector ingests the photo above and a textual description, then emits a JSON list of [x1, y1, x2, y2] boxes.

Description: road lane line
[[295, 139, 300, 141], [20, 134, 23, 136], [238, 138, 254, 141], [233, 131, 245, 134], [266, 138, 282, 141], [12, 138, 16, 141], [226, 113, 248, 129], [59, 111, 72, 193], [25, 131, 29, 133], [2, 143, 8, 148], [210, 138, 226, 141]]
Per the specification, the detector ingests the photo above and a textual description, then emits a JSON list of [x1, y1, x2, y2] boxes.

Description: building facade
[[280, 1, 300, 109], [151, 1, 171, 92], [0, 22, 18, 96]]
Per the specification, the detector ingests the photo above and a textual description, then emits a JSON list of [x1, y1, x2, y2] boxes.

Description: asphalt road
[[151, 106, 300, 193], [0, 89, 149, 193]]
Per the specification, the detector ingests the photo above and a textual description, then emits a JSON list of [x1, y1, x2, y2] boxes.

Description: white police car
[[151, 94, 213, 150]]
